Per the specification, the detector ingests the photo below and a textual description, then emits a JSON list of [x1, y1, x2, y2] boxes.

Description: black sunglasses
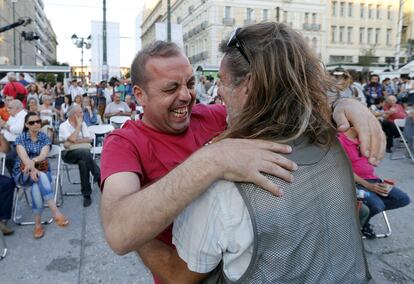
[[227, 28, 250, 65], [27, 119, 42, 126]]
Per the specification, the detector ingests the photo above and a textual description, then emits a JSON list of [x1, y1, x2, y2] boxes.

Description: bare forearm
[[102, 148, 221, 254], [67, 127, 82, 142], [353, 173, 370, 188]]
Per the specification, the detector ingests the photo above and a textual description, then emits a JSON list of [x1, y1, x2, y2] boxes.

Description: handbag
[[20, 159, 49, 172]]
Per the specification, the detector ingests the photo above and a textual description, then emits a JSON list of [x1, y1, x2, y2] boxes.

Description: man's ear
[[134, 85, 146, 107]]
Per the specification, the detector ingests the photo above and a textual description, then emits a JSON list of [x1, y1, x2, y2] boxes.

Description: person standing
[[2, 72, 28, 102]]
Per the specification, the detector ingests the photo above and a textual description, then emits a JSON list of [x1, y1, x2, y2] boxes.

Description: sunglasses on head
[[27, 119, 41, 126], [227, 28, 250, 65]]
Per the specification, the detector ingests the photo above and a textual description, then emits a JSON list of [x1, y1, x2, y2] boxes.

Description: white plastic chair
[[12, 145, 63, 226], [0, 153, 7, 259], [390, 119, 414, 162], [88, 124, 114, 159], [0, 152, 6, 175], [110, 116, 131, 128]]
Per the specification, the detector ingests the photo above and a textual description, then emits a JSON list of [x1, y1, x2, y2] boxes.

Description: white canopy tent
[[0, 72, 36, 84]]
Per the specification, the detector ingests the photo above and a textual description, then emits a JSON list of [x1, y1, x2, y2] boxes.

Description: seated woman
[[73, 95, 83, 107], [0, 133, 15, 235], [338, 128, 410, 239], [13, 112, 69, 239], [82, 96, 98, 126], [26, 98, 38, 113], [59, 95, 72, 122], [38, 95, 55, 140]]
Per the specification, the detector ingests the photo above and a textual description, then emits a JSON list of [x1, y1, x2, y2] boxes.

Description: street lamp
[[71, 34, 91, 82]]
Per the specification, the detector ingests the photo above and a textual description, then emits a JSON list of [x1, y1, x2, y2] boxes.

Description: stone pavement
[[1, 154, 413, 283]]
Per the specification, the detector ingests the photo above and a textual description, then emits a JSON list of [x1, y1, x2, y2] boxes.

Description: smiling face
[[134, 54, 196, 134]]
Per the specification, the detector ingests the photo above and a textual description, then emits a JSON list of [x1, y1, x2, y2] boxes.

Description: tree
[[358, 47, 376, 67]]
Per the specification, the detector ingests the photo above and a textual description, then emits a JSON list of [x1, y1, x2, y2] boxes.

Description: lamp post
[[71, 34, 91, 83]]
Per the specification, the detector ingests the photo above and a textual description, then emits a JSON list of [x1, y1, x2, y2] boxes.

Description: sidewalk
[[1, 155, 413, 283]]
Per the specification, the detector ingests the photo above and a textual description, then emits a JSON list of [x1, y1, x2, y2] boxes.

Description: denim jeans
[[14, 171, 54, 215], [62, 148, 100, 196], [356, 178, 411, 218]]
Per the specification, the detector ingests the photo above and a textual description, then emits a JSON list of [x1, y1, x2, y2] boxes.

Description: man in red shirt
[[2, 72, 28, 102], [383, 95, 407, 122], [100, 41, 386, 283]]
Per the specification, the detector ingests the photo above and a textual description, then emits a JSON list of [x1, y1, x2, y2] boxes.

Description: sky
[[43, 0, 147, 67]]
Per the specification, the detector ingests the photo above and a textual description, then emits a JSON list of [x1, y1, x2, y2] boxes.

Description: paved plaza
[[1, 153, 413, 284]]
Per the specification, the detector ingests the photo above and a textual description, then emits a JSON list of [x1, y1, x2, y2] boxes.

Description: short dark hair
[[130, 41, 182, 89]]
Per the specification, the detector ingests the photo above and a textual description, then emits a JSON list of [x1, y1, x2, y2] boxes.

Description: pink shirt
[[337, 133, 378, 180]]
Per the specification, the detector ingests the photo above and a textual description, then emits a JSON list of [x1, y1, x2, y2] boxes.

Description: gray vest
[[203, 138, 371, 284]]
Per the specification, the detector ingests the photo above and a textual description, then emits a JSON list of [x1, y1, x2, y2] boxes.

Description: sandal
[[54, 215, 69, 227], [33, 226, 44, 239]]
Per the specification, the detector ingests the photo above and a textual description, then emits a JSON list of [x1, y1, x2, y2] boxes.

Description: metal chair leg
[[375, 211, 392, 238], [0, 231, 7, 261]]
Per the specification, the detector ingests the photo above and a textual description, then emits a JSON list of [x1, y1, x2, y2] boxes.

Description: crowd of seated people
[[0, 73, 138, 237], [329, 68, 412, 238]]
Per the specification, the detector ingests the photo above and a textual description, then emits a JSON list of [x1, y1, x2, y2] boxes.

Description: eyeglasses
[[27, 119, 41, 126], [227, 28, 250, 65]]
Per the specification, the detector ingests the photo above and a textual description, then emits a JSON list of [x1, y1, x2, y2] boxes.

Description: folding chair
[[375, 211, 392, 238], [390, 119, 414, 162], [12, 145, 62, 225], [88, 124, 114, 160], [0, 152, 6, 175]]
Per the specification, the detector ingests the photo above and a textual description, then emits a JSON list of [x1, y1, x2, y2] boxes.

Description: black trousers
[[0, 175, 15, 220], [381, 120, 401, 149], [62, 148, 100, 196]]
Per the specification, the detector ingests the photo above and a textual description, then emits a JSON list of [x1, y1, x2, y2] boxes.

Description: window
[[312, 37, 317, 50], [387, 5, 392, 20], [340, 26, 345, 42], [332, 1, 337, 16], [375, 28, 380, 44], [340, 2, 345, 17], [246, 8, 253, 21], [224, 6, 231, 18], [359, 27, 365, 43], [360, 4, 365, 18], [331, 26, 337, 43], [305, 12, 309, 24], [367, 28, 373, 44], [376, 4, 381, 19], [347, 27, 353, 44], [387, 29, 392, 45], [263, 9, 269, 21], [348, 3, 353, 17], [312, 13, 317, 24], [368, 4, 373, 18], [283, 11, 288, 23], [329, 55, 353, 63]]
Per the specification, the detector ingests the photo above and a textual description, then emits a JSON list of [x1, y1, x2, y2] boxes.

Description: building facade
[[141, 0, 327, 69], [90, 21, 120, 83], [327, 0, 399, 66], [141, 0, 414, 68], [0, 0, 57, 66]]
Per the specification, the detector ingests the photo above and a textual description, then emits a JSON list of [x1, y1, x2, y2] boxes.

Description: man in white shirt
[[0, 100, 27, 174], [104, 92, 131, 119], [59, 105, 100, 207], [68, 79, 84, 101]]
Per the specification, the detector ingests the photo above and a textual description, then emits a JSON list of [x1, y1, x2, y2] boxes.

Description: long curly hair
[[218, 22, 336, 146]]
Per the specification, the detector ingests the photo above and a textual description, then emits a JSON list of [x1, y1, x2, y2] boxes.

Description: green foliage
[[36, 73, 57, 85]]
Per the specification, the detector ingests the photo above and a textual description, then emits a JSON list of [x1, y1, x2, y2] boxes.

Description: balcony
[[303, 23, 321, 31], [244, 19, 256, 25], [222, 17, 235, 26], [189, 51, 209, 64]]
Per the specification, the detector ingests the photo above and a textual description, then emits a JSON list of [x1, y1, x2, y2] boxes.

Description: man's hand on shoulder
[[199, 138, 298, 196], [333, 98, 386, 166]]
